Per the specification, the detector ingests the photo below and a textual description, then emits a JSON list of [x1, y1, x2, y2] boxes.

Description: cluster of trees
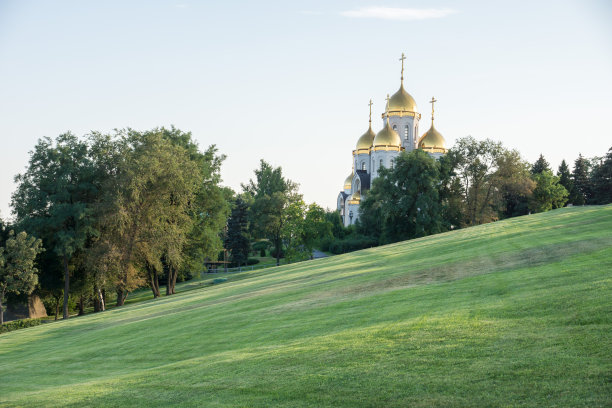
[[224, 160, 333, 267], [5, 127, 230, 319], [352, 137, 611, 246]]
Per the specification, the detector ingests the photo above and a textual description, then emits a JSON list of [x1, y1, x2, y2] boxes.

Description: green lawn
[[1, 206, 611, 407]]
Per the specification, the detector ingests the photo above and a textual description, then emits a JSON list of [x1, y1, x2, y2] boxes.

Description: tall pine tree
[[531, 154, 550, 175], [590, 147, 612, 204], [557, 159, 573, 205], [570, 154, 591, 205], [225, 197, 250, 267]]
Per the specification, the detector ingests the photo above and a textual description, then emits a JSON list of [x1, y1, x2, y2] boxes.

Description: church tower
[[386, 53, 421, 151]]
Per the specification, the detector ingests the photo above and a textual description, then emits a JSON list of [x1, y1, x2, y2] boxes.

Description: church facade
[[337, 54, 448, 227]]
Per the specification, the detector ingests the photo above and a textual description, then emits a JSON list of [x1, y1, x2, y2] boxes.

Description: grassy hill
[[1, 206, 611, 407]]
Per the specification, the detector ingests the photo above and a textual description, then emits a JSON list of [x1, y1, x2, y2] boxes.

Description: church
[[337, 53, 448, 227]]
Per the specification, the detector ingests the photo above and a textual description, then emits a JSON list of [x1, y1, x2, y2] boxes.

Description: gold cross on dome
[[368, 99, 373, 124], [399, 53, 406, 83], [385, 94, 390, 121], [430, 96, 437, 122]]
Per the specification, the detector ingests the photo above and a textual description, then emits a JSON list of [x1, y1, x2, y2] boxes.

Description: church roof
[[356, 125, 376, 151], [355, 170, 370, 191], [418, 124, 446, 150], [388, 84, 418, 114], [373, 119, 401, 148]]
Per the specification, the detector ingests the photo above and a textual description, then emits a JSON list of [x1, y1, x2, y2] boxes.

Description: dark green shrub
[[328, 236, 378, 254], [0, 318, 45, 334], [270, 248, 284, 259], [260, 248, 266, 257], [252, 241, 269, 252], [246, 258, 260, 266]]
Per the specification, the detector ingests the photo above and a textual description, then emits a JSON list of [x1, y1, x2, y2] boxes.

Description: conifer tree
[[570, 154, 591, 205], [225, 197, 250, 267], [557, 160, 573, 205], [531, 154, 550, 175], [590, 147, 612, 204]]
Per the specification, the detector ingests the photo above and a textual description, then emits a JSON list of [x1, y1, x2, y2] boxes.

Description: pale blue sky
[[1, 0, 611, 217]]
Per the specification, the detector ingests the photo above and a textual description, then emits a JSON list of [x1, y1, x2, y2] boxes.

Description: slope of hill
[[1, 206, 611, 407]]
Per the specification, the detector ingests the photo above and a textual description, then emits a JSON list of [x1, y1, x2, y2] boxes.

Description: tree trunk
[[78, 294, 85, 316], [54, 295, 60, 320], [166, 267, 177, 295], [0, 292, 4, 325], [116, 289, 127, 306], [93, 286, 100, 313], [62, 256, 70, 319], [171, 267, 178, 295], [99, 288, 106, 311], [150, 269, 160, 298]]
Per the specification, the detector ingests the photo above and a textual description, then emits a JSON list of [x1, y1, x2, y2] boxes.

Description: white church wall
[[371, 149, 400, 180], [354, 153, 371, 173], [389, 115, 419, 151]]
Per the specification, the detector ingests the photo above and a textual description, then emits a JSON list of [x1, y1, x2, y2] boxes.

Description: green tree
[[282, 197, 307, 263], [557, 160, 573, 206], [244, 160, 301, 266], [12, 133, 98, 319], [437, 150, 465, 229], [531, 154, 551, 175], [590, 147, 612, 204], [570, 154, 591, 205], [302, 204, 333, 258], [160, 127, 231, 280], [0, 231, 44, 324], [97, 129, 201, 305], [495, 149, 535, 218], [225, 197, 250, 267], [529, 170, 569, 213], [360, 150, 443, 244], [449, 136, 503, 225]]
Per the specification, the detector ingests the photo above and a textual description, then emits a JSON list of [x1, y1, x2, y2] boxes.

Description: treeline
[[329, 136, 612, 251], [4, 127, 230, 319], [1, 129, 609, 322]]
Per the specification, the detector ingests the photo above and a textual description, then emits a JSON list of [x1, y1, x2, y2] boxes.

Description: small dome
[[344, 173, 353, 190], [373, 120, 401, 147], [350, 190, 361, 202], [388, 84, 418, 113], [356, 125, 376, 151], [418, 124, 446, 150]]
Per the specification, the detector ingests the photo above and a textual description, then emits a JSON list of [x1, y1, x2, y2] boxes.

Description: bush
[[260, 248, 266, 257], [1, 317, 46, 334], [328, 236, 379, 254], [319, 236, 334, 252], [270, 248, 285, 259], [246, 258, 260, 266], [252, 241, 269, 252]]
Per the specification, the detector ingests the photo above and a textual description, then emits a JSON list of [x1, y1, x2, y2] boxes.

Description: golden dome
[[373, 120, 401, 148], [344, 173, 353, 190], [356, 125, 376, 151], [349, 190, 361, 202], [418, 124, 446, 150], [388, 84, 418, 113]]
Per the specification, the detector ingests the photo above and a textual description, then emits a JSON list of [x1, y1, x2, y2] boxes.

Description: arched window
[[379, 159, 383, 168], [404, 125, 409, 139], [361, 161, 366, 170], [392, 125, 397, 131]]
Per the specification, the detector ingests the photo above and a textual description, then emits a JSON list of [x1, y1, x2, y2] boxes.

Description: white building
[[337, 54, 448, 227]]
